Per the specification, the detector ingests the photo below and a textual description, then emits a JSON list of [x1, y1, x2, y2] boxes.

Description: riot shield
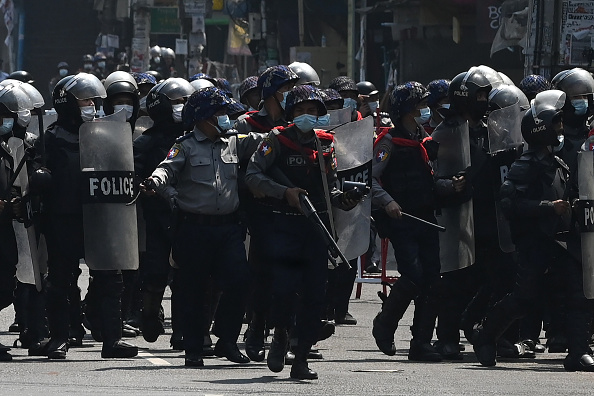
[[79, 110, 139, 270], [327, 108, 352, 127], [331, 116, 373, 260], [431, 117, 475, 272], [577, 150, 594, 299], [487, 102, 523, 154], [7, 137, 43, 290], [133, 115, 154, 140], [26, 113, 58, 135]]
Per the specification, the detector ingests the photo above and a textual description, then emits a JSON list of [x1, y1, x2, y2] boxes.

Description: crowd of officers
[[0, 58, 594, 381]]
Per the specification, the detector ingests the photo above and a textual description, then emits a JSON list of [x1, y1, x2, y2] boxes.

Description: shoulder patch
[[167, 144, 182, 159], [258, 138, 273, 157], [375, 144, 390, 163]]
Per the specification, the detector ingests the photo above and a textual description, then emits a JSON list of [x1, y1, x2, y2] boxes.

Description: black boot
[[267, 327, 288, 373], [409, 288, 441, 362], [0, 343, 12, 361], [141, 287, 165, 343], [372, 277, 418, 356], [290, 346, 318, 380], [245, 314, 265, 362], [45, 281, 70, 359], [96, 272, 138, 359], [563, 353, 594, 372]]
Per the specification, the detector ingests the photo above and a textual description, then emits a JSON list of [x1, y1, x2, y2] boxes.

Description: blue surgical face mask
[[571, 98, 589, 116], [97, 61, 106, 69], [414, 107, 431, 124], [368, 101, 379, 113], [279, 91, 289, 109], [216, 114, 233, 131], [293, 114, 318, 132], [343, 98, 358, 113], [59, 68, 68, 77], [316, 114, 330, 127], [0, 118, 14, 136]]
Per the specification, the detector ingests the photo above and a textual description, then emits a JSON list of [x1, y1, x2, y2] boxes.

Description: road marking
[[352, 369, 403, 373], [138, 351, 172, 366]]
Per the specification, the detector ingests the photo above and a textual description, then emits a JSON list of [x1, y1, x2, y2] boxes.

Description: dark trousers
[[266, 214, 328, 350], [141, 211, 172, 291], [173, 219, 249, 356], [0, 220, 17, 310]]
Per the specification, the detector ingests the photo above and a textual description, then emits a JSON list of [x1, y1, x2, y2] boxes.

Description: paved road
[[0, 266, 593, 396]]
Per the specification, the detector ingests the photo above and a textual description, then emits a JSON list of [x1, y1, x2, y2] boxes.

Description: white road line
[[137, 351, 172, 366]]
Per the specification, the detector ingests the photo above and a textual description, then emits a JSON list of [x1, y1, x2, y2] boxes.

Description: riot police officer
[[238, 76, 260, 112], [42, 73, 138, 359], [370, 82, 443, 362], [473, 90, 594, 371], [133, 78, 195, 345], [518, 74, 551, 102], [329, 76, 362, 121], [424, 79, 450, 135], [245, 85, 359, 379], [142, 86, 262, 367]]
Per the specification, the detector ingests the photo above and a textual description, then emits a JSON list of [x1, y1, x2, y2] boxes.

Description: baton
[[401, 212, 446, 232]]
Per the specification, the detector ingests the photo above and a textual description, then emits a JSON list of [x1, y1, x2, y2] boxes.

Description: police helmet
[[551, 68, 594, 98], [488, 84, 530, 112], [131, 72, 157, 88], [215, 78, 233, 97], [426, 79, 450, 108], [227, 98, 247, 117], [82, 54, 94, 63], [162, 47, 175, 60], [518, 74, 551, 101], [448, 65, 503, 120], [182, 86, 233, 130], [94, 52, 107, 62], [0, 81, 38, 128], [146, 77, 195, 122], [284, 85, 327, 121], [521, 90, 566, 147], [257, 65, 299, 100], [356, 81, 379, 96], [103, 71, 140, 120], [149, 46, 161, 58], [190, 78, 215, 91], [288, 62, 320, 86], [144, 70, 163, 83], [8, 70, 34, 84], [389, 81, 428, 120], [52, 73, 106, 120], [189, 73, 216, 84], [57, 61, 69, 70], [498, 72, 515, 86], [0, 79, 45, 110], [319, 88, 344, 108], [329, 76, 358, 94], [238, 76, 259, 104]]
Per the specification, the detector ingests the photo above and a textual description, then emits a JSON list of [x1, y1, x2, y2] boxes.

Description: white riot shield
[[431, 118, 475, 273], [133, 115, 154, 140], [80, 111, 139, 270], [7, 137, 43, 290], [577, 150, 594, 299], [331, 116, 373, 260], [327, 108, 352, 128]]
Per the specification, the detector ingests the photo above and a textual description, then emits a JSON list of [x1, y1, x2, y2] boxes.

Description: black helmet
[[190, 78, 215, 91], [521, 90, 565, 147], [551, 68, 594, 98], [8, 70, 34, 84], [488, 84, 529, 112], [103, 71, 140, 122], [82, 54, 94, 63], [329, 76, 358, 94], [288, 62, 320, 86], [0, 81, 41, 129], [146, 77, 194, 122], [144, 70, 163, 83], [52, 73, 106, 121], [356, 81, 379, 96], [285, 85, 327, 121], [57, 61, 69, 70], [449, 66, 503, 121]]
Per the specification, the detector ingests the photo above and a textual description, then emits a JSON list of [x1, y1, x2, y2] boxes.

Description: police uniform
[[150, 126, 262, 364]]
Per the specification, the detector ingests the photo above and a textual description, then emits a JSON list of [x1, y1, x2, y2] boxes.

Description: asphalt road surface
[[0, 265, 593, 395]]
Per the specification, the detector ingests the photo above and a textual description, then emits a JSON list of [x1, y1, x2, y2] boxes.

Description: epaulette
[[175, 133, 193, 143]]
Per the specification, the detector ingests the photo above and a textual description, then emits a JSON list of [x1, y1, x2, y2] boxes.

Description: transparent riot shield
[[577, 150, 594, 299], [431, 117, 475, 272], [487, 102, 523, 154], [133, 115, 154, 140], [79, 110, 139, 270], [331, 116, 373, 260], [327, 108, 353, 128], [7, 137, 43, 290]]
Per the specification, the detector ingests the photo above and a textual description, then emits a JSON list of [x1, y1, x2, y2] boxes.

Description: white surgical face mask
[[80, 105, 96, 121], [114, 104, 134, 121], [16, 110, 31, 127], [172, 103, 184, 123]]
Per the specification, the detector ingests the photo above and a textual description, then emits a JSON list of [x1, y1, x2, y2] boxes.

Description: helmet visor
[[64, 73, 107, 100]]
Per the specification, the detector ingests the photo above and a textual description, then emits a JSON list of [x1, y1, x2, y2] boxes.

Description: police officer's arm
[[235, 132, 266, 162], [244, 133, 288, 200], [371, 136, 402, 218], [149, 142, 186, 194]]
